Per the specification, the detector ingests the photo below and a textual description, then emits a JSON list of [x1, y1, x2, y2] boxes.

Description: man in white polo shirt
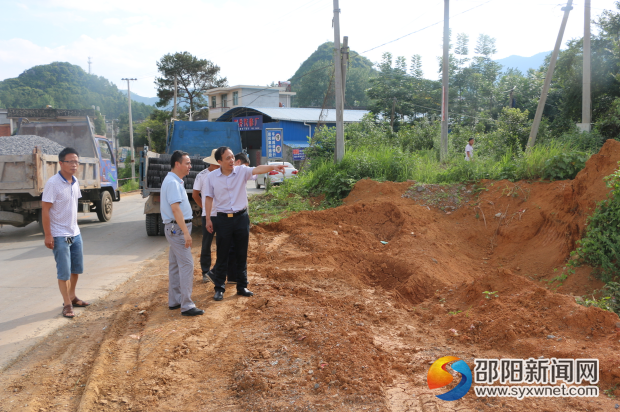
[[203, 146, 285, 301], [191, 148, 220, 283], [42, 147, 90, 319], [160, 150, 204, 316]]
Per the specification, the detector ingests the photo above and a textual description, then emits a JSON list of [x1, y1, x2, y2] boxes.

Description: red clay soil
[[1, 141, 619, 412]]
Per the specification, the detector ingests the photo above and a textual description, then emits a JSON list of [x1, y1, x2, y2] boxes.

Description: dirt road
[[0, 192, 169, 369], [1, 144, 619, 411]]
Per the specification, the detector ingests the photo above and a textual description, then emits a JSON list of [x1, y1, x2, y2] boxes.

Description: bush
[[542, 152, 589, 181], [571, 163, 620, 283]]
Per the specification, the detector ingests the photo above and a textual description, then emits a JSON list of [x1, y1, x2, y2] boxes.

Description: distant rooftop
[[216, 106, 369, 123]]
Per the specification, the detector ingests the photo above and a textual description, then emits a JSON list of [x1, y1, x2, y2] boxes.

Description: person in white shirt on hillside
[[465, 138, 474, 161]]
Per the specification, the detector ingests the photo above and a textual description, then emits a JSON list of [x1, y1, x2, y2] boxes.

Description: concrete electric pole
[[440, 0, 450, 162], [333, 0, 345, 163], [527, 0, 573, 148], [581, 0, 592, 131], [122, 78, 137, 181]]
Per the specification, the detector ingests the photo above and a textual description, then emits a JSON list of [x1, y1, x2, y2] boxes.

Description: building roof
[[205, 85, 289, 95], [216, 106, 369, 124]]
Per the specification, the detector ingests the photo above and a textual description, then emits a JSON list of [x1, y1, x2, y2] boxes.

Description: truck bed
[[0, 150, 100, 197]]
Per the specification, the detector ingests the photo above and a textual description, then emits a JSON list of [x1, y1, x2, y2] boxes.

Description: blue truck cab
[[95, 135, 118, 194], [140, 120, 243, 236]]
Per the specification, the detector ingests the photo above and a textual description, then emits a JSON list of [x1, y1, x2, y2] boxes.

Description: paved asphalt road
[[0, 181, 264, 369]]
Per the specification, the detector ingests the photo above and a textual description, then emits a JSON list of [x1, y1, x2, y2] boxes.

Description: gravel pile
[[0, 135, 65, 155]]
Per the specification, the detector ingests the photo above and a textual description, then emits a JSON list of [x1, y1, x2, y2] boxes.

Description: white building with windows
[[205, 84, 295, 121]]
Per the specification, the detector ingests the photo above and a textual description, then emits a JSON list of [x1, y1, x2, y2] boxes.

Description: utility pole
[[581, 0, 592, 131], [122, 78, 137, 180], [173, 76, 178, 118], [88, 57, 92, 74], [333, 0, 345, 163], [527, 0, 573, 148], [341, 36, 349, 106], [440, 0, 450, 162]]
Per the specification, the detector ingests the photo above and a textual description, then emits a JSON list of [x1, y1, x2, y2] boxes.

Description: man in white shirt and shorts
[[42, 147, 90, 318]]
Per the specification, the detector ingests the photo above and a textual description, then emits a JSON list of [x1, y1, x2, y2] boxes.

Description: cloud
[[103, 18, 121, 26]]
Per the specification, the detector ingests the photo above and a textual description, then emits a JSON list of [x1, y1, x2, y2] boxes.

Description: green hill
[[289, 42, 376, 108], [0, 62, 154, 120]]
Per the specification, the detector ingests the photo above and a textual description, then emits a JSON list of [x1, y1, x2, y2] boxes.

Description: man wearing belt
[[204, 146, 285, 301], [191, 148, 220, 283], [160, 150, 204, 316]]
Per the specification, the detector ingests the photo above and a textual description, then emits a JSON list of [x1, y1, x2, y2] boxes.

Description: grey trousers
[[164, 222, 195, 312]]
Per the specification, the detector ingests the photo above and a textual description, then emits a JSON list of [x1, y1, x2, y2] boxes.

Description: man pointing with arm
[[203, 146, 285, 301]]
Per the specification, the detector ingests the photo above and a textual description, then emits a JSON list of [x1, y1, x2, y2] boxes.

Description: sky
[[1, 0, 619, 98]]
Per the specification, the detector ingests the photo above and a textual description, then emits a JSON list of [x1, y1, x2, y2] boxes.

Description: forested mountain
[[0, 62, 154, 120], [289, 42, 376, 108]]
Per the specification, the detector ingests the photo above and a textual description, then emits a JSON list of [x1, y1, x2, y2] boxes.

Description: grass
[[119, 178, 139, 192], [247, 138, 593, 224]]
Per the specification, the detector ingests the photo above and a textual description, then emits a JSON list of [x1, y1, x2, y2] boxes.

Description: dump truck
[[139, 121, 243, 236], [0, 118, 120, 229]]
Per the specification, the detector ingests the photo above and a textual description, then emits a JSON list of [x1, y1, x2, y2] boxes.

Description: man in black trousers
[[203, 147, 285, 301]]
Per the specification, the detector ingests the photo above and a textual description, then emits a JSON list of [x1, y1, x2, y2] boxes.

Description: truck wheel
[[146, 213, 158, 236], [255, 178, 261, 189], [96, 191, 113, 222], [37, 209, 45, 234], [157, 213, 165, 236]]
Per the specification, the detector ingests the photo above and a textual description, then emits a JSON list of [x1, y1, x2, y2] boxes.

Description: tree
[[155, 52, 227, 114], [289, 42, 376, 108], [134, 109, 171, 153], [0, 62, 154, 119]]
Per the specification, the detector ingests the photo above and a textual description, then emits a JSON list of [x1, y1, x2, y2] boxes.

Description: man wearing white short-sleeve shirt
[[191, 149, 220, 283], [465, 138, 474, 161], [203, 146, 285, 301], [42, 147, 90, 319]]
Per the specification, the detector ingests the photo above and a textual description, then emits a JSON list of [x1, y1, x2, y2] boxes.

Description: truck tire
[[95, 191, 113, 222], [255, 178, 261, 189], [157, 213, 165, 236], [146, 213, 158, 236]]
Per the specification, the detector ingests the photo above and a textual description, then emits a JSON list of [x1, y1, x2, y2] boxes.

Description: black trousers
[[200, 216, 215, 274], [212, 211, 249, 292]]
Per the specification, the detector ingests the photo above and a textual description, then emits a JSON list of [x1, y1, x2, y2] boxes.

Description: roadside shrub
[[571, 163, 620, 283], [541, 152, 589, 181]]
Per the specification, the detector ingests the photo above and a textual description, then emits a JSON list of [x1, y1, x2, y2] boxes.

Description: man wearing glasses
[[42, 147, 90, 319]]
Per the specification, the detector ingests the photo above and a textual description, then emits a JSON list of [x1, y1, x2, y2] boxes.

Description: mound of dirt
[[2, 141, 620, 411], [248, 139, 620, 407]]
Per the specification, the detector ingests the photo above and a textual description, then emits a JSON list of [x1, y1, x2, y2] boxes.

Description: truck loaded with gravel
[[0, 118, 120, 228], [140, 120, 242, 236]]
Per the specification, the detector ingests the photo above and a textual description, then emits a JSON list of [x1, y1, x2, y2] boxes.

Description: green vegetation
[[0, 62, 154, 120], [569, 165, 620, 284], [289, 42, 375, 108], [119, 179, 139, 193], [155, 51, 226, 115], [482, 291, 498, 300], [577, 282, 620, 316]]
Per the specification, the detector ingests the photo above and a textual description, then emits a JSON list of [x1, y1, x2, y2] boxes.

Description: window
[[232, 91, 239, 106], [98, 139, 112, 160], [211, 96, 216, 108], [221, 94, 228, 107]]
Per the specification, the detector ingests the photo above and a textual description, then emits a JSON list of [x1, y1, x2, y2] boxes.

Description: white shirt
[[193, 169, 216, 217], [42, 172, 82, 237], [205, 165, 254, 213], [465, 143, 474, 161], [160, 172, 193, 224]]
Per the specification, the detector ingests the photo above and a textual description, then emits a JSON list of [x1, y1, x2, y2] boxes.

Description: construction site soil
[[2, 141, 620, 412]]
